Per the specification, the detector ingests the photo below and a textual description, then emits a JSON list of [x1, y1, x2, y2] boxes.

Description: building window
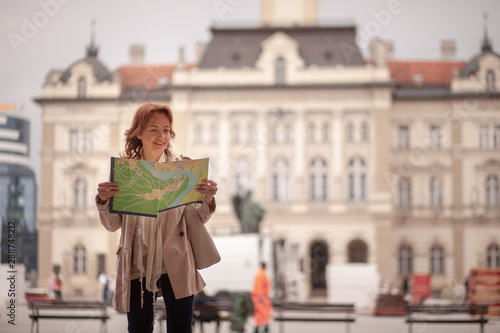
[[487, 243, 500, 268], [272, 158, 290, 201], [232, 123, 240, 143], [430, 244, 445, 275], [69, 129, 79, 152], [246, 123, 254, 143], [322, 122, 330, 142], [479, 124, 489, 149], [308, 123, 315, 142], [233, 159, 253, 193], [284, 123, 292, 143], [399, 177, 411, 207], [73, 244, 86, 274], [310, 158, 328, 201], [78, 77, 86, 98], [398, 245, 413, 276], [430, 125, 441, 150], [210, 123, 218, 143], [83, 129, 93, 152], [74, 178, 87, 207], [348, 158, 367, 201], [486, 174, 500, 206], [275, 57, 286, 85], [194, 123, 203, 143], [398, 126, 409, 150], [348, 239, 368, 263], [430, 176, 442, 207], [486, 70, 496, 92], [494, 125, 500, 149], [346, 122, 354, 142], [361, 122, 369, 142]]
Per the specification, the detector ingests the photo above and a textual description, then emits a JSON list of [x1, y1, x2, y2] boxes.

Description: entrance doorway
[[310, 241, 328, 296]]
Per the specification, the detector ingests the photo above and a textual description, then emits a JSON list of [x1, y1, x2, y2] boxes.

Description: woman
[[96, 103, 218, 333]]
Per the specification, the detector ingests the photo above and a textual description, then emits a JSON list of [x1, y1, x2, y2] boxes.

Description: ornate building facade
[[35, 0, 500, 301]]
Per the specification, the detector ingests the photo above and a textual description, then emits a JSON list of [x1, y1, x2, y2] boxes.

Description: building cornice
[[394, 90, 500, 100]]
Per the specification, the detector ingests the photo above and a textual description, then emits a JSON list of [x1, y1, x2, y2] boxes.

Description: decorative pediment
[[255, 31, 305, 70]]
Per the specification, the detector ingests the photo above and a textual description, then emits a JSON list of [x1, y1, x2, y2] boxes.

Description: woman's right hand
[[97, 181, 119, 203]]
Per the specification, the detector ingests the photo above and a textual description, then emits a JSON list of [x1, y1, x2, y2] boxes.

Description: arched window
[[348, 239, 368, 263], [430, 176, 442, 207], [234, 159, 253, 193], [486, 70, 496, 92], [275, 57, 286, 85], [78, 76, 86, 98], [398, 245, 413, 276], [487, 243, 500, 268], [399, 177, 411, 207], [348, 158, 367, 201], [486, 174, 500, 206], [430, 244, 445, 275], [74, 178, 87, 207], [272, 158, 290, 201], [73, 244, 86, 274], [310, 158, 328, 201], [310, 241, 328, 294]]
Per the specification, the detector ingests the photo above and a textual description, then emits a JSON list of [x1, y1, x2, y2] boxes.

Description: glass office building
[[0, 112, 37, 274]]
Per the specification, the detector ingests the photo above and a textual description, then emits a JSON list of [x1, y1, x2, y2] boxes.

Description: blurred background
[[1, 0, 500, 316]]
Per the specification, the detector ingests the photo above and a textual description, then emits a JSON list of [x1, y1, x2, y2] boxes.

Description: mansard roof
[[459, 32, 500, 78], [59, 44, 114, 83], [198, 25, 365, 68]]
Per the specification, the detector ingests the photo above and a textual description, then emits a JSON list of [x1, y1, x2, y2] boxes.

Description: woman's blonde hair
[[122, 103, 176, 159]]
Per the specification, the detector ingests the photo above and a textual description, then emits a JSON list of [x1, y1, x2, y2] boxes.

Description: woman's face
[[137, 111, 171, 159]]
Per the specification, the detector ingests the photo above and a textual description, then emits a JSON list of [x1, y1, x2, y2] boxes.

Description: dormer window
[[487, 70, 495, 92], [275, 57, 285, 85], [324, 51, 333, 63], [78, 76, 86, 98], [412, 74, 424, 86]]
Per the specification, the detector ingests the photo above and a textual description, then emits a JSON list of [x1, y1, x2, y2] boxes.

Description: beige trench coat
[[96, 162, 215, 312]]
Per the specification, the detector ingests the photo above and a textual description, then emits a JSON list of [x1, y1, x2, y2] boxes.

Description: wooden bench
[[155, 299, 234, 333], [406, 304, 489, 333], [28, 300, 109, 333], [273, 302, 355, 333]]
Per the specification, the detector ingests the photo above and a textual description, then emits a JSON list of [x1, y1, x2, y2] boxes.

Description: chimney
[[196, 42, 207, 65], [441, 40, 456, 60], [129, 45, 145, 65], [369, 39, 393, 67]]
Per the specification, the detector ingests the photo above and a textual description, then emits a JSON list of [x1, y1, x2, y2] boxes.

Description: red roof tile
[[386, 61, 466, 87], [117, 64, 193, 91]]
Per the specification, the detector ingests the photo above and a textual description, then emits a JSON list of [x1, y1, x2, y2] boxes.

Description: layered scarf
[[132, 152, 167, 307]]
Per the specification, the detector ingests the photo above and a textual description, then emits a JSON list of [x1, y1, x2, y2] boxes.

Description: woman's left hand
[[195, 179, 218, 204]]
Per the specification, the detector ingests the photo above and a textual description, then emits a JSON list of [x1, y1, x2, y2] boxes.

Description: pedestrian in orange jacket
[[251, 262, 273, 333]]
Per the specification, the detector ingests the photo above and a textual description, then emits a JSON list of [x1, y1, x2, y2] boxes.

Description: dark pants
[[127, 274, 194, 333]]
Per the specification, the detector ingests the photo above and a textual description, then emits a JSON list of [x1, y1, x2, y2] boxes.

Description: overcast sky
[[1, 0, 499, 182]]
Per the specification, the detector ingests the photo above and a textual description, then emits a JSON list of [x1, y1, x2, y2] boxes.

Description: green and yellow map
[[109, 157, 209, 217]]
